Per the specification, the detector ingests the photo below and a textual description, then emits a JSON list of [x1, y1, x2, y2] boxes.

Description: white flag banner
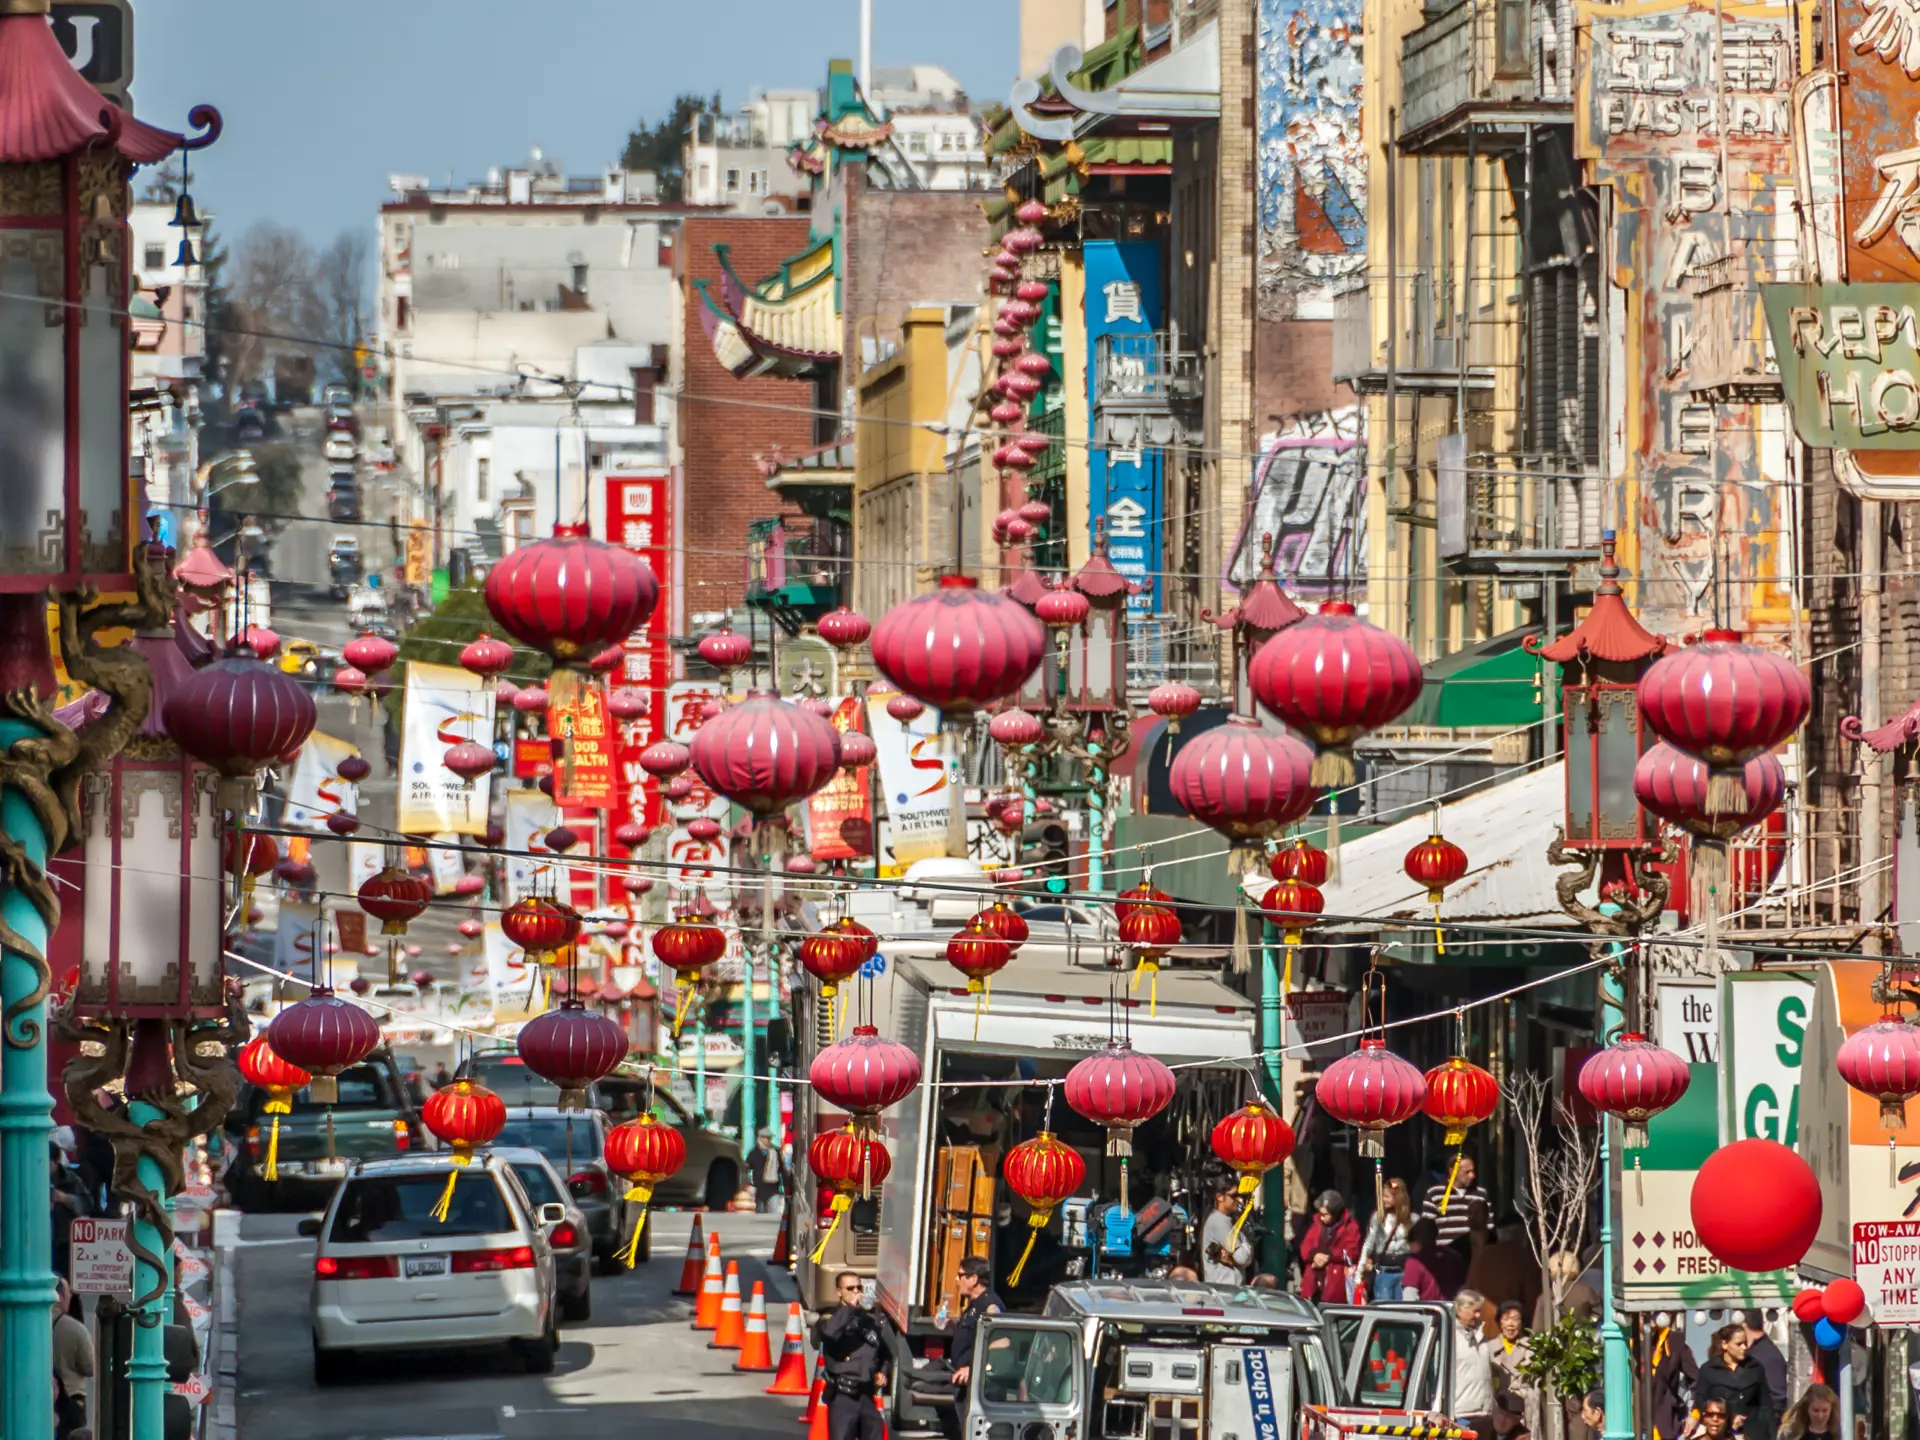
[[273, 902, 320, 985], [866, 692, 959, 870], [428, 835, 467, 896], [398, 662, 496, 836], [502, 790, 559, 904], [485, 922, 540, 1024], [346, 841, 383, 897], [282, 731, 360, 831]]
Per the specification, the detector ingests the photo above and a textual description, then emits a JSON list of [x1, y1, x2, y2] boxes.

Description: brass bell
[[169, 192, 200, 228]]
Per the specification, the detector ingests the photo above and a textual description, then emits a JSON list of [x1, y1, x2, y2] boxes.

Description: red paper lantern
[[1259, 879, 1325, 946], [1633, 742, 1786, 840], [343, 632, 398, 674], [697, 625, 752, 671], [807, 1127, 894, 1256], [870, 575, 1049, 718], [358, 865, 431, 936], [1211, 1101, 1296, 1192], [237, 1034, 312, 1181], [1001, 1131, 1087, 1283], [944, 919, 1013, 995], [1167, 718, 1317, 844], [511, 685, 549, 714], [1270, 839, 1330, 887], [989, 708, 1045, 748], [832, 916, 880, 963], [662, 775, 695, 801], [587, 644, 625, 674], [817, 606, 873, 651], [544, 826, 579, 853], [639, 740, 691, 778], [333, 665, 367, 697], [885, 694, 926, 723], [1824, 1278, 1867, 1325], [1405, 833, 1469, 904], [837, 731, 878, 768], [973, 902, 1029, 948], [443, 740, 497, 781], [1577, 1033, 1691, 1148], [1118, 901, 1181, 958], [1316, 1038, 1427, 1158], [604, 1113, 687, 1266], [1248, 601, 1423, 786], [689, 690, 842, 814], [419, 1082, 508, 1156], [337, 755, 372, 783], [225, 831, 278, 879], [273, 857, 317, 890], [653, 914, 728, 976], [484, 522, 659, 667], [1836, 1015, 1920, 1130], [163, 656, 318, 778], [1637, 630, 1811, 783], [501, 896, 582, 957], [516, 1004, 630, 1110], [1035, 585, 1090, 629], [810, 1026, 923, 1130], [454, 873, 486, 897], [325, 812, 360, 836], [460, 633, 515, 678], [799, 928, 867, 998], [1689, 1139, 1821, 1272], [266, 992, 381, 1103], [1064, 1039, 1175, 1156], [686, 816, 722, 841], [1424, 1056, 1500, 1146], [1147, 682, 1202, 731]]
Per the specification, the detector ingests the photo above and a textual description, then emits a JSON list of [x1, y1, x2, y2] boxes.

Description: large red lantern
[[1837, 1016, 1920, 1172], [162, 655, 318, 779], [421, 1077, 508, 1219], [810, 1026, 923, 1134], [1632, 742, 1785, 840], [266, 991, 381, 1104], [500, 895, 582, 958], [605, 1114, 687, 1266], [1316, 1039, 1427, 1158], [515, 1004, 629, 1111], [1689, 1139, 1821, 1272], [1422, 1057, 1500, 1212], [1577, 1033, 1691, 1148], [358, 865, 432, 936], [236, 1035, 311, 1181], [1248, 601, 1423, 786], [1637, 631, 1811, 812], [1210, 1101, 1296, 1245], [1002, 1132, 1088, 1284], [870, 574, 1049, 717], [808, 1129, 893, 1259], [1064, 1040, 1176, 1158], [1167, 718, 1317, 852], [688, 690, 842, 814], [484, 522, 660, 668]]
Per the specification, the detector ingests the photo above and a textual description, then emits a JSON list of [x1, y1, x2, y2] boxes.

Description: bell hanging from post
[[170, 191, 200, 228], [174, 236, 198, 267]]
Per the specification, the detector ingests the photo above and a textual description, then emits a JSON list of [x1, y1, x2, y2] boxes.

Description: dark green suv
[[226, 1048, 425, 1210]]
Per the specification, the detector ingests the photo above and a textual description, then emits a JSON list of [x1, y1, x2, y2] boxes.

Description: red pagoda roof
[[1527, 532, 1665, 665], [1069, 524, 1134, 601], [1204, 532, 1304, 634]]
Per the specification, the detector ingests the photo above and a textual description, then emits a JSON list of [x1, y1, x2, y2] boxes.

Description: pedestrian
[[1694, 1399, 1735, 1440], [746, 1130, 783, 1213], [1779, 1383, 1840, 1440], [1580, 1392, 1607, 1436], [1467, 1219, 1543, 1322], [1452, 1289, 1497, 1440], [1650, 1322, 1700, 1440], [1422, 1154, 1491, 1254], [1693, 1323, 1773, 1440], [1200, 1184, 1253, 1285], [49, 1145, 88, 1279], [813, 1270, 893, 1440], [1297, 1190, 1362, 1303], [52, 1279, 92, 1440], [1741, 1311, 1790, 1429], [1491, 1390, 1531, 1439], [1399, 1218, 1454, 1301], [948, 1257, 1002, 1440], [1489, 1301, 1539, 1436], [1361, 1177, 1414, 1301], [430, 1063, 451, 1090], [1533, 1251, 1600, 1330]]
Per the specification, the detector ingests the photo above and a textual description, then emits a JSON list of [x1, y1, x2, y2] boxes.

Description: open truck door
[[966, 1316, 1086, 1440], [1318, 1304, 1454, 1418]]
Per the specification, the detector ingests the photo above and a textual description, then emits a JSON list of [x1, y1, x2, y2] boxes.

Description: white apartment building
[[868, 66, 988, 191], [683, 89, 819, 211]]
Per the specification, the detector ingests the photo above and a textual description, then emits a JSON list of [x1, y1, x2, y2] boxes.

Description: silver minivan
[[305, 1154, 559, 1383]]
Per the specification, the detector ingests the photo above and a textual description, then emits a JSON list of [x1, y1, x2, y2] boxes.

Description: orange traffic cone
[[734, 1282, 775, 1370], [709, 1261, 745, 1349], [693, 1244, 724, 1330], [806, 1378, 831, 1440], [876, 1394, 889, 1440], [771, 1211, 791, 1268], [799, 1353, 825, 1425], [674, 1213, 707, 1296], [766, 1304, 811, 1394]]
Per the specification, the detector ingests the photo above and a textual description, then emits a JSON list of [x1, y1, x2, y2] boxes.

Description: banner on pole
[[806, 697, 873, 860], [502, 790, 560, 904], [867, 690, 957, 872], [398, 662, 496, 835], [282, 730, 360, 830]]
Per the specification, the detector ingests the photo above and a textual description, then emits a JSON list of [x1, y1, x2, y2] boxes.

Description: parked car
[[639, 1085, 741, 1213], [492, 1146, 593, 1322], [327, 483, 361, 522], [321, 383, 353, 407], [302, 1153, 560, 1382], [235, 406, 266, 441], [225, 1047, 422, 1210], [490, 1107, 624, 1274], [460, 1049, 608, 1110], [323, 432, 356, 463], [325, 405, 359, 438]]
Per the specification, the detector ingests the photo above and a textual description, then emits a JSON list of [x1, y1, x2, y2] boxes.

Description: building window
[[906, 131, 927, 154], [143, 243, 165, 269], [571, 262, 588, 293], [725, 167, 741, 192], [476, 457, 489, 503], [396, 296, 410, 331]]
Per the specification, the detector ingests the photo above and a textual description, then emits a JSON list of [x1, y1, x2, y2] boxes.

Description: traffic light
[[1020, 819, 1070, 889]]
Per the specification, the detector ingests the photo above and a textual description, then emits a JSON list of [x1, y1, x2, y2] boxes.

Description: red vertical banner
[[807, 697, 874, 860], [605, 472, 673, 833]]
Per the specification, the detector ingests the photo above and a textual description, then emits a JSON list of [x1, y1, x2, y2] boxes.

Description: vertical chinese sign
[[550, 669, 615, 912], [1083, 239, 1166, 617], [806, 697, 874, 861], [605, 472, 674, 836]]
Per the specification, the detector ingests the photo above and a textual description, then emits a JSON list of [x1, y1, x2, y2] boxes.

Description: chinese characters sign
[[548, 670, 615, 808], [1083, 239, 1164, 616], [806, 697, 874, 860], [605, 472, 673, 832]]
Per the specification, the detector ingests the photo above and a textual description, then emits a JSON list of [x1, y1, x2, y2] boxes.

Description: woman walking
[[1361, 1178, 1415, 1301], [1297, 1191, 1363, 1303], [1691, 1325, 1773, 1440]]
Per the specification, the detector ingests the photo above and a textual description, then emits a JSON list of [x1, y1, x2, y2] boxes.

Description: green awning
[[1404, 627, 1544, 728]]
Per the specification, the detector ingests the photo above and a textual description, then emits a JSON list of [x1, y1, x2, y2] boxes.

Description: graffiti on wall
[[1575, 0, 1796, 636], [1230, 407, 1367, 599], [1257, 0, 1367, 308]]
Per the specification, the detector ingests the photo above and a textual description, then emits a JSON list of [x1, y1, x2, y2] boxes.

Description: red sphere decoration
[[162, 656, 318, 777], [1270, 838, 1330, 888], [613, 821, 650, 848], [808, 1128, 893, 1192], [266, 991, 381, 1102], [817, 606, 873, 651], [1014, 200, 1049, 225], [886, 693, 926, 723], [1824, 1278, 1868, 1325], [662, 775, 695, 802], [273, 856, 317, 889], [652, 915, 728, 977], [689, 690, 842, 814], [1577, 1033, 1691, 1148], [1422, 1056, 1501, 1145], [605, 1113, 686, 1189], [871, 575, 1049, 718], [1633, 742, 1786, 840], [799, 929, 866, 997], [459, 633, 515, 678], [1147, 682, 1202, 726], [544, 826, 578, 853], [1167, 718, 1317, 841], [343, 632, 398, 674], [410, 969, 434, 989], [837, 731, 878, 768], [1064, 1039, 1176, 1156], [1210, 1101, 1296, 1191], [458, 918, 483, 939], [1248, 602, 1423, 786], [516, 1004, 630, 1107], [511, 685, 549, 714], [1689, 1139, 1822, 1272], [1118, 901, 1182, 958], [422, 1077, 507, 1153], [587, 644, 625, 674], [810, 1026, 923, 1124], [989, 708, 1045, 748], [357, 866, 431, 936], [1792, 1288, 1829, 1323], [974, 902, 1029, 948], [1637, 630, 1812, 770], [1115, 880, 1173, 924], [453, 873, 485, 897], [1404, 834, 1469, 904], [1316, 1038, 1428, 1158], [1836, 1015, 1920, 1131], [443, 740, 497, 781], [989, 399, 1025, 424], [697, 625, 752, 671], [501, 896, 582, 956], [237, 1033, 311, 1097], [225, 831, 278, 878], [944, 919, 1013, 994], [686, 816, 722, 841], [333, 665, 368, 696], [831, 916, 880, 963], [325, 812, 360, 836], [484, 523, 659, 667], [638, 740, 692, 778], [1003, 1131, 1085, 1212], [1035, 585, 1090, 629]]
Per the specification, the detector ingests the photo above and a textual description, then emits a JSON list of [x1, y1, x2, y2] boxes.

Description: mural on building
[[1256, 0, 1367, 308], [1230, 407, 1367, 599], [1575, 0, 1797, 637]]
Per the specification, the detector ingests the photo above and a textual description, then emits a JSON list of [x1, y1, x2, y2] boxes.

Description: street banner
[[398, 661, 495, 836], [282, 730, 359, 830], [484, 921, 540, 1023], [607, 471, 674, 829], [335, 909, 366, 958], [513, 737, 552, 779], [867, 689, 958, 872], [663, 681, 731, 906], [807, 697, 873, 860], [273, 902, 320, 985], [427, 835, 466, 895], [502, 790, 559, 904], [345, 841, 383, 897], [549, 670, 615, 809]]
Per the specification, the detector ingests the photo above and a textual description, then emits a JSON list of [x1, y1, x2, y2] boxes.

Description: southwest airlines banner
[[398, 662, 496, 836], [502, 791, 559, 904], [1083, 238, 1165, 616], [273, 902, 320, 985], [282, 730, 360, 830], [867, 689, 960, 871]]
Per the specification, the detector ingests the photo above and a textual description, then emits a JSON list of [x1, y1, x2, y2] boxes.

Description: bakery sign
[[1763, 284, 1920, 449]]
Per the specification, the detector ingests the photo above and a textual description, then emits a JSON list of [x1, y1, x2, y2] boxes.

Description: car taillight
[[392, 1119, 410, 1152], [245, 1126, 262, 1160], [452, 1246, 536, 1273], [569, 1170, 608, 1196], [315, 1255, 397, 1280], [549, 1223, 579, 1248]]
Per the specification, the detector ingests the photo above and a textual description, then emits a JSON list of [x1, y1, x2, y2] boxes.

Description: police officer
[[814, 1270, 892, 1440], [949, 1256, 1004, 1438]]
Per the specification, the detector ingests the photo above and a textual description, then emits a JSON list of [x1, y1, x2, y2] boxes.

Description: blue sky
[[130, 0, 1020, 247]]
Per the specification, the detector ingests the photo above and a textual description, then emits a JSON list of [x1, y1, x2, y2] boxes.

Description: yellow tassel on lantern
[[1128, 958, 1161, 1015], [810, 1192, 852, 1263], [432, 1144, 473, 1222], [1431, 892, 1447, 956], [1229, 1169, 1265, 1247], [1438, 1150, 1464, 1215], [262, 1093, 290, 1182], [619, 1181, 656, 1268], [1009, 1207, 1054, 1287]]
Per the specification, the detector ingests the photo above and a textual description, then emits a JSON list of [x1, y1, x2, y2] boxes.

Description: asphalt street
[[233, 1209, 802, 1440]]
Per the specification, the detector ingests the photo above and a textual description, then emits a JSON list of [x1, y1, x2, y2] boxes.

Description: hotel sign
[[1763, 284, 1920, 449]]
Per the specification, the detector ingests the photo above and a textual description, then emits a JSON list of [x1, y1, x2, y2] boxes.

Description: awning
[[1402, 626, 1544, 728]]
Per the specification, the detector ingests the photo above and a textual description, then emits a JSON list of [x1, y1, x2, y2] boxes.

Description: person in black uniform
[[815, 1271, 893, 1440], [950, 1256, 1004, 1439]]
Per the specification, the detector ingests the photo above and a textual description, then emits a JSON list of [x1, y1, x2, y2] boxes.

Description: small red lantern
[[605, 1114, 687, 1266], [1577, 1033, 1691, 1149], [459, 633, 515, 678], [325, 811, 360, 836], [817, 606, 872, 651], [810, 1026, 923, 1134], [266, 992, 381, 1104], [607, 686, 649, 721], [337, 755, 372, 783], [1118, 899, 1182, 1013], [686, 817, 722, 842], [515, 1004, 629, 1111], [358, 865, 431, 936], [1248, 601, 1423, 787], [421, 1077, 508, 1220], [1270, 839, 1330, 887], [1837, 1015, 1920, 1180], [697, 625, 752, 672], [1002, 1132, 1087, 1284], [800, 928, 867, 1001], [1404, 824, 1469, 955], [1115, 880, 1173, 924], [343, 632, 398, 675], [484, 522, 660, 668], [512, 685, 549, 714], [1147, 682, 1202, 733], [236, 1035, 311, 1181], [1316, 1039, 1427, 1159], [163, 656, 319, 779], [807, 1129, 893, 1259], [639, 740, 692, 778], [1259, 878, 1325, 992], [500, 895, 582, 957], [988, 708, 1045, 749], [443, 740, 497, 783], [1210, 1101, 1296, 1245], [1422, 1056, 1500, 1211], [837, 731, 878, 769], [885, 694, 926, 723], [871, 575, 1050, 718], [653, 915, 729, 1031], [273, 856, 317, 890], [1064, 1039, 1176, 1158], [974, 902, 1029, 948], [945, 918, 1013, 999], [1689, 1139, 1821, 1273], [1035, 585, 1090, 630], [1633, 742, 1785, 840]]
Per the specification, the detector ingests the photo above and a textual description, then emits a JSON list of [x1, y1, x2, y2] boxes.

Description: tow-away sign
[[1854, 1220, 1920, 1323]]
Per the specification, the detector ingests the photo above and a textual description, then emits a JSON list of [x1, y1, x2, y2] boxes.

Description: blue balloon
[[1812, 1317, 1846, 1350]]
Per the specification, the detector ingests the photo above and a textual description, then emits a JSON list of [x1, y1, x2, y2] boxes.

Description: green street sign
[[1763, 283, 1920, 449]]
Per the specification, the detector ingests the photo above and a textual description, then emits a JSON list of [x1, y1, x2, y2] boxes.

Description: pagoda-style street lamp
[[0, 11, 221, 1440], [1203, 532, 1303, 716], [1060, 527, 1134, 891]]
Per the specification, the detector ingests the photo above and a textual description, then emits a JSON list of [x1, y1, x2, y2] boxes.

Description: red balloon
[[1690, 1139, 1822, 1272], [1791, 1288, 1828, 1323], [1823, 1277, 1867, 1325]]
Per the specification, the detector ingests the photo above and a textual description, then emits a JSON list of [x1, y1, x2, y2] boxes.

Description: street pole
[[1257, 916, 1287, 1280], [1597, 918, 1633, 1440], [0, 705, 56, 1440], [1086, 739, 1105, 893], [126, 1100, 174, 1440]]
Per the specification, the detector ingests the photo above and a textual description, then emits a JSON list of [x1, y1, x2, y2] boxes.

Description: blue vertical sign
[[1083, 240, 1164, 616]]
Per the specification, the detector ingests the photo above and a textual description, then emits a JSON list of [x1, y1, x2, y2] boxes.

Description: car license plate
[[403, 1255, 448, 1279]]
